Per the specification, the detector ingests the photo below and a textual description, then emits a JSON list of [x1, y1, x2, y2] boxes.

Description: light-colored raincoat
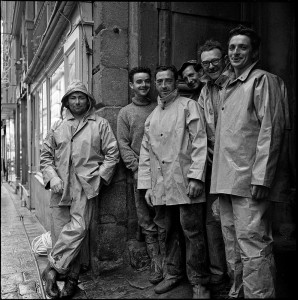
[[40, 81, 119, 274], [138, 89, 207, 205], [40, 109, 119, 206], [210, 61, 286, 197]]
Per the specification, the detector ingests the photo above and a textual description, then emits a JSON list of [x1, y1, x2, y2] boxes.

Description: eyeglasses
[[201, 57, 222, 68]]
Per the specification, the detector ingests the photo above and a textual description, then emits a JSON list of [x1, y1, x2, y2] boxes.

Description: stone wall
[[90, 2, 148, 275]]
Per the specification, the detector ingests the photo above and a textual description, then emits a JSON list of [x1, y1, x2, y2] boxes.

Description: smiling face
[[228, 34, 254, 77], [181, 65, 200, 90], [129, 72, 151, 98], [200, 48, 225, 81], [67, 91, 89, 117], [155, 69, 177, 98]]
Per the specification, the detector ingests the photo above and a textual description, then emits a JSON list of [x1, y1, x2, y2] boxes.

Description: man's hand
[[187, 179, 204, 198], [145, 188, 153, 207], [50, 177, 64, 194], [251, 185, 269, 200], [133, 171, 138, 181]]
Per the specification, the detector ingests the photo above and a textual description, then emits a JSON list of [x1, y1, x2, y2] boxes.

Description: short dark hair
[[228, 24, 261, 53], [154, 65, 178, 81], [198, 40, 224, 61], [129, 67, 151, 83]]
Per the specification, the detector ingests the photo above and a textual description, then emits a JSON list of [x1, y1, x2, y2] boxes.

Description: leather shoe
[[41, 266, 59, 298], [154, 278, 181, 294], [60, 277, 78, 298]]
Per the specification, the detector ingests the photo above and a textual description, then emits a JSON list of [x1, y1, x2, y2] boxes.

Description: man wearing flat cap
[[178, 60, 203, 101], [40, 80, 119, 298]]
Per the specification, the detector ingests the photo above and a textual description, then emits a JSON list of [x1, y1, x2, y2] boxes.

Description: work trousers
[[48, 172, 96, 277], [133, 179, 166, 244], [205, 165, 227, 283], [219, 194, 276, 298], [164, 203, 210, 286]]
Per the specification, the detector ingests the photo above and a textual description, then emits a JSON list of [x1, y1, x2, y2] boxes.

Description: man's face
[[155, 70, 177, 98], [228, 34, 254, 75], [201, 48, 224, 81], [129, 72, 151, 97], [67, 92, 89, 116], [182, 65, 200, 90]]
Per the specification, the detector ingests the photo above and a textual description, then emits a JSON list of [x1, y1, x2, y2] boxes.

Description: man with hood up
[[40, 80, 119, 298]]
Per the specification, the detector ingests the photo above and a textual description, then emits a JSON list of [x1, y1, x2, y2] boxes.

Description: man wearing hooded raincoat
[[138, 65, 211, 298], [40, 80, 119, 298], [210, 25, 289, 298]]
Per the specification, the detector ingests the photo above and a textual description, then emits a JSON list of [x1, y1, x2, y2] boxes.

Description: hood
[[61, 80, 96, 107]]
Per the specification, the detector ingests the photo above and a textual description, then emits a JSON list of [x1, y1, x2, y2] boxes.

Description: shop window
[[50, 61, 65, 126]]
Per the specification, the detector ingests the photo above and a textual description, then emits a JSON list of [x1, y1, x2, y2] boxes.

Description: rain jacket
[[197, 72, 229, 164], [210, 61, 287, 198], [138, 89, 207, 205], [40, 108, 119, 206]]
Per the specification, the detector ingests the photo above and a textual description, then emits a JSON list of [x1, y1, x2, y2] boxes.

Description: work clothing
[[41, 109, 119, 206], [219, 194, 275, 298], [40, 81, 119, 275], [117, 96, 156, 172], [197, 73, 230, 285], [164, 203, 210, 286], [138, 89, 207, 205], [138, 89, 210, 288], [211, 62, 287, 298], [117, 95, 165, 282], [210, 61, 286, 197]]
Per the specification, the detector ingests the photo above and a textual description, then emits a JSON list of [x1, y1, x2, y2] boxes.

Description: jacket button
[[161, 133, 163, 136], [221, 107, 224, 110], [162, 161, 164, 164], [71, 139, 73, 142]]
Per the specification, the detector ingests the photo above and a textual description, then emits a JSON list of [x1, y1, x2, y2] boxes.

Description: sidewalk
[[1, 182, 46, 299], [1, 181, 296, 299]]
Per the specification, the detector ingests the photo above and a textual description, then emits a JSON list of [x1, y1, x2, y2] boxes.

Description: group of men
[[40, 24, 289, 299]]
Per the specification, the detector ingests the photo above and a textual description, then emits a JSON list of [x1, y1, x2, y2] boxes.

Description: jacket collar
[[157, 89, 178, 108], [199, 71, 229, 90], [223, 60, 259, 83]]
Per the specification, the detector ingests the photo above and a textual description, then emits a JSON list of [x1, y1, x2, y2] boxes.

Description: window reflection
[[50, 62, 65, 126]]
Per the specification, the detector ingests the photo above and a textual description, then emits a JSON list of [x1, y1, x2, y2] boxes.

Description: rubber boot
[[41, 263, 60, 298], [146, 242, 163, 284], [60, 276, 78, 298], [192, 284, 211, 299], [158, 232, 166, 277]]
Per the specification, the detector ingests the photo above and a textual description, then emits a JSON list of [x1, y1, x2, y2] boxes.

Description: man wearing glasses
[[195, 39, 230, 296], [138, 65, 211, 298]]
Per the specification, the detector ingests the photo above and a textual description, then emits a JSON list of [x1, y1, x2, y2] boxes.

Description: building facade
[[1, 1, 296, 274]]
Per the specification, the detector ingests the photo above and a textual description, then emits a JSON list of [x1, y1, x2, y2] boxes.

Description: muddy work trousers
[[164, 203, 210, 286], [133, 179, 166, 244], [48, 183, 96, 277], [219, 194, 276, 298], [205, 165, 227, 283]]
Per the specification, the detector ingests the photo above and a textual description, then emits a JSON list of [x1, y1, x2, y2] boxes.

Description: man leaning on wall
[[40, 80, 119, 299]]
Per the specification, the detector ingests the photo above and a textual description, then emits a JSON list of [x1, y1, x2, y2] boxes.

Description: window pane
[[68, 49, 76, 86], [42, 81, 47, 139], [50, 61, 65, 126]]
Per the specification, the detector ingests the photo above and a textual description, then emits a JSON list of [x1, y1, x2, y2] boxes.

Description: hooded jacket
[[40, 81, 119, 205]]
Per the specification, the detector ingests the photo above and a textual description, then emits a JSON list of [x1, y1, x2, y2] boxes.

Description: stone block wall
[[90, 2, 143, 274]]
